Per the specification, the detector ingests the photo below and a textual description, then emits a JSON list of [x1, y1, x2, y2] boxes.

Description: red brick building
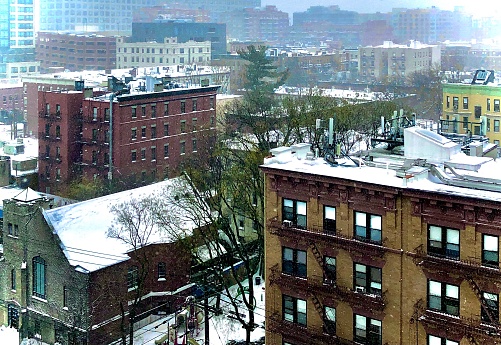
[[36, 32, 117, 73], [38, 85, 218, 194]]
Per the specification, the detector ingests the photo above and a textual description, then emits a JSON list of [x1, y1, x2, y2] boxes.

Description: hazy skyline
[[261, 0, 499, 17]]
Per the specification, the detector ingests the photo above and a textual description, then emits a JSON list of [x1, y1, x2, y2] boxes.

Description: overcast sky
[[261, 0, 500, 17]]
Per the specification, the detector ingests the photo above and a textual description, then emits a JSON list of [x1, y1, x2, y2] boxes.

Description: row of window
[[283, 294, 381, 344], [284, 334, 457, 345], [282, 198, 500, 267], [131, 119, 199, 142], [446, 95, 500, 112], [130, 139, 197, 162], [119, 56, 209, 64], [131, 97, 214, 119], [118, 47, 209, 54]]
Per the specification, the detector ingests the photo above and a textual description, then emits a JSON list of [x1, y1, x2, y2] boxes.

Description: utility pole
[[204, 274, 209, 345]]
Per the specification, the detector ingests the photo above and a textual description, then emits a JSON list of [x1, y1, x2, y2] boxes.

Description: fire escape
[[38, 110, 62, 182], [410, 245, 501, 344], [268, 219, 388, 345], [75, 112, 109, 172]]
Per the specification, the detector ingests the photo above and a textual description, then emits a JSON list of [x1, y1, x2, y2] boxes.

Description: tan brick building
[[261, 131, 501, 345]]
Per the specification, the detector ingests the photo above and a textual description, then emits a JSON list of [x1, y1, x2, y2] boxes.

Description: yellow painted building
[[442, 81, 501, 145]]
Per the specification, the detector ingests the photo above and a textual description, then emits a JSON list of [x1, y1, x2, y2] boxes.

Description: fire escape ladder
[[465, 275, 496, 324], [311, 293, 324, 319], [310, 242, 324, 268]]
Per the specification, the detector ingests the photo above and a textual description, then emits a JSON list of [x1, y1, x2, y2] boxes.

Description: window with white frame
[[481, 292, 499, 323], [427, 334, 458, 345], [482, 234, 499, 267], [428, 280, 459, 316], [323, 206, 336, 234], [354, 314, 382, 345], [283, 295, 306, 326], [354, 263, 382, 295], [354, 212, 382, 243], [428, 225, 459, 260], [282, 247, 306, 278], [282, 199, 307, 228]]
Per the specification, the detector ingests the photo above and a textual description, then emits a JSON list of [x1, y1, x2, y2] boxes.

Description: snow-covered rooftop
[[262, 130, 501, 203], [43, 178, 206, 273]]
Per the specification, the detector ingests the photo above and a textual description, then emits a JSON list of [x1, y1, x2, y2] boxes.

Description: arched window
[[33, 256, 46, 299], [158, 262, 166, 280]]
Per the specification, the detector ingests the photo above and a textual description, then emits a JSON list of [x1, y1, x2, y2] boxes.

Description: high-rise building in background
[[38, 0, 158, 33], [0, 0, 39, 79]]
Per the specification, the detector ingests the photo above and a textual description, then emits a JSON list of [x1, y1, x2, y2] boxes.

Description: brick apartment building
[[0, 180, 196, 344], [36, 32, 117, 74], [262, 128, 501, 345], [38, 82, 218, 194]]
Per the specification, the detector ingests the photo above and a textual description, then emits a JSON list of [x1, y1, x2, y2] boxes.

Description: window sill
[[32, 296, 48, 303], [7, 235, 19, 239], [127, 287, 138, 292], [11, 289, 16, 293], [158, 278, 166, 281]]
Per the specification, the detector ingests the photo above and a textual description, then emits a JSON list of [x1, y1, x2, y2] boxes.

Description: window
[[192, 118, 197, 131], [104, 108, 110, 122], [151, 125, 157, 138], [354, 315, 382, 345], [56, 125, 61, 138], [283, 295, 306, 326], [192, 138, 197, 152], [446, 96, 450, 108], [92, 128, 98, 141], [11, 269, 16, 290], [164, 144, 169, 158], [323, 206, 336, 234], [63, 286, 68, 308], [164, 123, 169, 136], [428, 280, 459, 316], [92, 151, 97, 164], [132, 107, 137, 118], [495, 99, 500, 112], [324, 256, 336, 283], [481, 292, 499, 323], [428, 225, 459, 259], [192, 99, 197, 112], [487, 118, 491, 132], [474, 105, 481, 119], [282, 247, 306, 278], [131, 128, 137, 140], [127, 266, 138, 290], [324, 306, 336, 335], [487, 98, 491, 111], [354, 263, 382, 295], [164, 102, 169, 116], [151, 104, 156, 118], [158, 262, 166, 280], [482, 234, 499, 267], [45, 123, 50, 136], [141, 106, 146, 117], [462, 116, 468, 129], [354, 212, 382, 244], [151, 146, 156, 161], [131, 150, 137, 162], [141, 148, 146, 160], [282, 199, 307, 228], [7, 304, 19, 329], [33, 256, 46, 299], [452, 97, 459, 110], [141, 126, 146, 138], [210, 96, 215, 109], [180, 120, 186, 133], [428, 334, 458, 345], [181, 100, 186, 113], [463, 97, 468, 110], [93, 107, 98, 120], [495, 120, 500, 132]]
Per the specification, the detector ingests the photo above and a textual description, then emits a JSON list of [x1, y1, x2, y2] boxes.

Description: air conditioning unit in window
[[355, 286, 366, 293], [282, 220, 293, 227]]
